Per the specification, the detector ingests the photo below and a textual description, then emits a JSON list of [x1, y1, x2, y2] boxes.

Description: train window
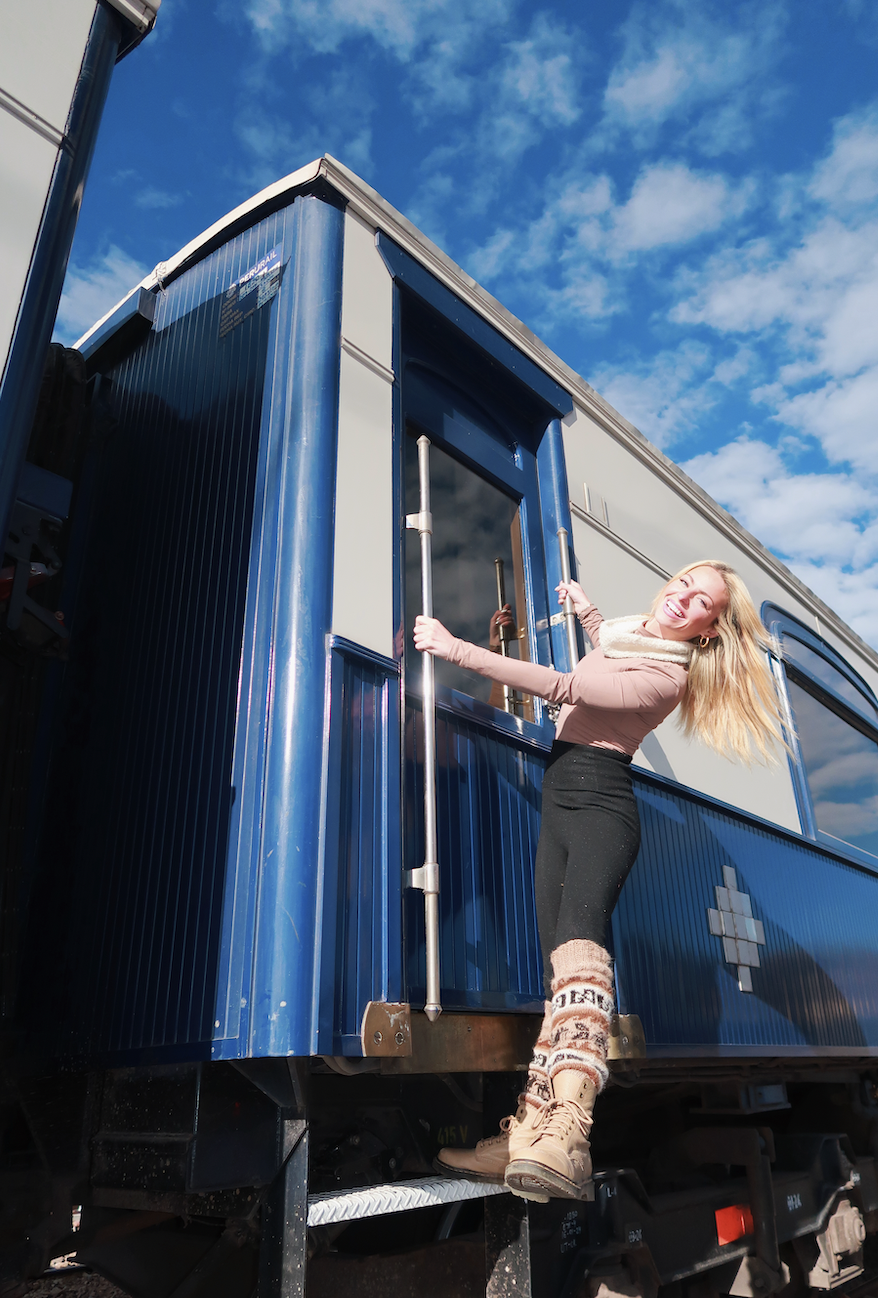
[[404, 432, 533, 718], [785, 676, 878, 857], [763, 603, 878, 862], [783, 635, 878, 729]]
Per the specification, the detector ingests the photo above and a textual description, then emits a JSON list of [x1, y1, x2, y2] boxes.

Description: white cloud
[[682, 437, 878, 644], [245, 0, 421, 57], [713, 346, 755, 385], [810, 104, 878, 207], [465, 159, 750, 330], [539, 268, 616, 325], [234, 65, 375, 189], [672, 219, 878, 347], [606, 44, 689, 124], [237, 7, 579, 223], [498, 14, 580, 128], [54, 246, 149, 346], [400, 12, 586, 242], [774, 369, 878, 474], [135, 186, 183, 209], [798, 565, 878, 648], [405, 169, 455, 248], [243, 0, 511, 62], [683, 438, 873, 563], [670, 101, 878, 484], [601, 0, 786, 154], [473, 14, 582, 165], [592, 342, 722, 447], [612, 162, 748, 253], [466, 228, 515, 283]]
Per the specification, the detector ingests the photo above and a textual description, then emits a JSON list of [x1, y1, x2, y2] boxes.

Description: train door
[[394, 278, 565, 1018]]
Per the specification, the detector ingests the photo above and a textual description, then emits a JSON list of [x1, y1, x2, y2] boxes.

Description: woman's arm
[[556, 581, 603, 647], [413, 617, 685, 712]]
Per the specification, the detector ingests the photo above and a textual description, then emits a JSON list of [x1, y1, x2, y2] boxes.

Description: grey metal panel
[[0, 0, 96, 130], [0, 2, 122, 564], [0, 113, 58, 380]]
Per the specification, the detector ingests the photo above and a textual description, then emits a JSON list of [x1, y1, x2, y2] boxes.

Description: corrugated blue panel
[[23, 207, 296, 1060], [319, 641, 402, 1052], [219, 195, 344, 1059], [613, 774, 878, 1051], [405, 703, 545, 1011]]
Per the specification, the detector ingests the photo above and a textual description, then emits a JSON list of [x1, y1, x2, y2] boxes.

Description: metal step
[[307, 1175, 509, 1226]]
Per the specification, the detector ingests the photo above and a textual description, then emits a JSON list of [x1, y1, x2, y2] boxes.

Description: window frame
[[763, 602, 878, 871], [384, 240, 574, 752], [402, 379, 552, 744]]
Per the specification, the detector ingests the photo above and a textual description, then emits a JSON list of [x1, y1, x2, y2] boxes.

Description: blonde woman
[[413, 561, 784, 1203]]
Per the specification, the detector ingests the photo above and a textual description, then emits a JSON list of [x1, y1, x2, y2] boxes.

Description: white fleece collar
[[598, 615, 692, 667]]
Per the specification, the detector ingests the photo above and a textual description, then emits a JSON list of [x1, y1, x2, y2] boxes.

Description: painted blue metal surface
[[17, 175, 878, 1071], [376, 235, 573, 418], [614, 771, 878, 1052], [0, 3, 123, 546], [218, 194, 345, 1059], [536, 418, 582, 671], [404, 365, 527, 494], [79, 286, 156, 370], [393, 277, 561, 1015], [20, 205, 297, 1062], [404, 702, 545, 1012], [319, 639, 402, 1053]]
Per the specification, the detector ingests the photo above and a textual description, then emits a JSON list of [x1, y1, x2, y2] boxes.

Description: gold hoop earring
[[698, 635, 710, 649]]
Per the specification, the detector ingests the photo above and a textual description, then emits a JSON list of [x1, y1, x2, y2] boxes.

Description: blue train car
[[3, 156, 878, 1298]]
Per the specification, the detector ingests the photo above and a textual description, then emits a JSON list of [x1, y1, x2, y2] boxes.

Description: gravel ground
[[27, 1270, 128, 1298]]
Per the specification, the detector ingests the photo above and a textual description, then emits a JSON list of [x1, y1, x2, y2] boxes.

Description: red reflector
[[715, 1203, 754, 1246]]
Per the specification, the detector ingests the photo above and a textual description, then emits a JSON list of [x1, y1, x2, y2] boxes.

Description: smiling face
[[650, 565, 729, 642]]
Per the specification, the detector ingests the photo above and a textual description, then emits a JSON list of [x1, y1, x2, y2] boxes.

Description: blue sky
[[56, 0, 878, 643]]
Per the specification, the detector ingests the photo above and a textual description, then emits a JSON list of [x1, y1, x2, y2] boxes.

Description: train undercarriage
[[3, 1025, 878, 1298]]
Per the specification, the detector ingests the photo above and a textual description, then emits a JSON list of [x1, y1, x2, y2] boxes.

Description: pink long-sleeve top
[[445, 605, 688, 757]]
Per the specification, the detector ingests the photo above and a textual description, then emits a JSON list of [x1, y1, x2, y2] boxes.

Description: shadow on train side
[[15, 283, 274, 1063]]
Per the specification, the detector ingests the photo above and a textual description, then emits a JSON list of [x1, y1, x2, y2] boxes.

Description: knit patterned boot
[[505, 941, 612, 1200], [434, 1002, 552, 1184]]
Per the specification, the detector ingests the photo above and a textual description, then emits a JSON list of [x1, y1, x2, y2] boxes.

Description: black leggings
[[535, 741, 641, 992]]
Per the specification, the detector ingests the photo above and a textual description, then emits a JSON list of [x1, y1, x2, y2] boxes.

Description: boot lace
[[533, 1098, 593, 1143], [477, 1130, 508, 1150], [487, 1098, 531, 1146]]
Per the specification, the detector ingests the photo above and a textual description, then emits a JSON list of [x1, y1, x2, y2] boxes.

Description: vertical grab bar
[[405, 435, 442, 1021], [494, 556, 513, 714], [557, 527, 580, 667]]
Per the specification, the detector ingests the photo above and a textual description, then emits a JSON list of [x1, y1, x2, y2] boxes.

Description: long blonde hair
[[652, 560, 786, 764]]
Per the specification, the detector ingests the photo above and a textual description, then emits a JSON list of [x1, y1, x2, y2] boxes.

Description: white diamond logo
[[706, 866, 766, 993]]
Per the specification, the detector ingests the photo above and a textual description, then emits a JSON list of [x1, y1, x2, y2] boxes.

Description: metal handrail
[[557, 526, 580, 666], [494, 556, 513, 714], [405, 436, 442, 1021]]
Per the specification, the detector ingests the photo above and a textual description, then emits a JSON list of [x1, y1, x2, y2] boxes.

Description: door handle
[[406, 435, 442, 1022]]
